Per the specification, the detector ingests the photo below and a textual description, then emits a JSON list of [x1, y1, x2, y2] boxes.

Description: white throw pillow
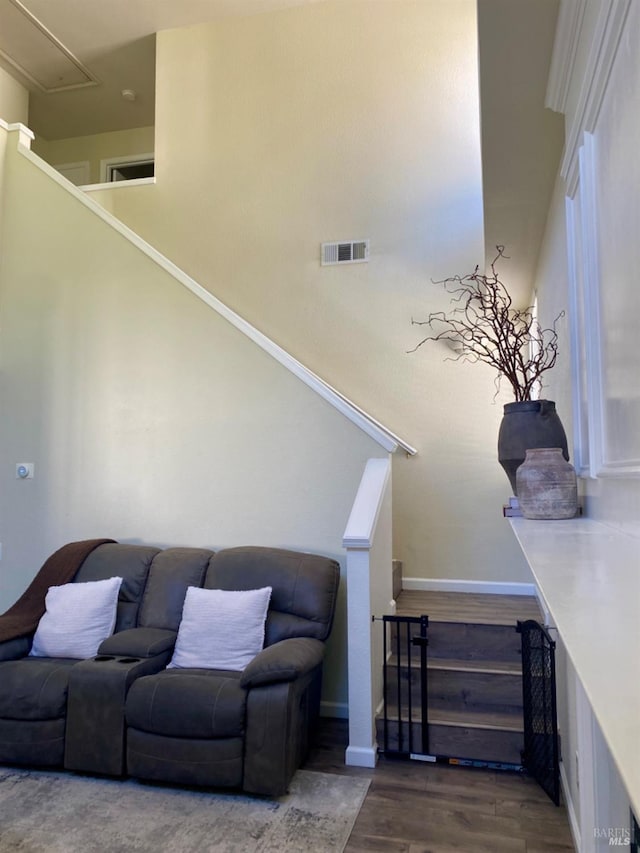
[[30, 576, 123, 659], [168, 585, 272, 671]]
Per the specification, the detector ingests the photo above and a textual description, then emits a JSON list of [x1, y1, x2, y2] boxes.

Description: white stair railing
[[343, 456, 395, 767]]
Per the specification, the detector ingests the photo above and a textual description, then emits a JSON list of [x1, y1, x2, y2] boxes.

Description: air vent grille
[[321, 239, 369, 266]]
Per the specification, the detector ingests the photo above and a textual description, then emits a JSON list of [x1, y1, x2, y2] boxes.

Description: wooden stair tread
[[428, 707, 524, 732], [395, 590, 542, 626], [383, 706, 523, 733], [389, 656, 522, 675], [428, 657, 521, 675]]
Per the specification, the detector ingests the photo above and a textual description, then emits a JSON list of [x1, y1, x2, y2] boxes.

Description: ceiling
[[0, 0, 564, 305], [478, 0, 564, 305], [0, 0, 324, 138]]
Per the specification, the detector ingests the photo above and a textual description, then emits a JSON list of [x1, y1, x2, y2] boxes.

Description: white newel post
[[343, 457, 394, 768], [7, 122, 34, 150]]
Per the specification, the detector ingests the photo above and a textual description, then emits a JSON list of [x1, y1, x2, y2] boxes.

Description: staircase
[[378, 589, 543, 765]]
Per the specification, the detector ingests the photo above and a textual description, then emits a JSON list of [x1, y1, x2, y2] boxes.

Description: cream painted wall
[[0, 66, 29, 330], [88, 0, 532, 584], [0, 66, 28, 125], [0, 132, 388, 711], [32, 126, 154, 185]]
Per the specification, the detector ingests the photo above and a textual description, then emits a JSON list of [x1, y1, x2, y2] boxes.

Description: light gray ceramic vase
[[516, 447, 578, 520]]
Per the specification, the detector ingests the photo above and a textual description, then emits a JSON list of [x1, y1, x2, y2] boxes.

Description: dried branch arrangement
[[410, 247, 564, 402]]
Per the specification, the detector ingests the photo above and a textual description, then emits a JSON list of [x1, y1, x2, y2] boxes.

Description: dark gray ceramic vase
[[497, 400, 569, 496]]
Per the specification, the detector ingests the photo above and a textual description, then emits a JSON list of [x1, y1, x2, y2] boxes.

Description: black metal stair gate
[[378, 613, 524, 770], [379, 614, 429, 758], [378, 611, 560, 799], [517, 619, 560, 805]]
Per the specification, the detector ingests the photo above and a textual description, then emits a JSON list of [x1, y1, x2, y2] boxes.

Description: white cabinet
[[509, 518, 639, 852], [557, 653, 632, 851]]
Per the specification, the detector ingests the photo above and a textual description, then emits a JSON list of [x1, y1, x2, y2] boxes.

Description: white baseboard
[[559, 760, 580, 852], [401, 577, 537, 596], [345, 745, 377, 768]]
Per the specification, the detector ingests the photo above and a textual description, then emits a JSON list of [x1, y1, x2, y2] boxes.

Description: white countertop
[[508, 517, 640, 817]]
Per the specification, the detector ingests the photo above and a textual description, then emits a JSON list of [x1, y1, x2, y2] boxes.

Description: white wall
[[87, 0, 533, 584], [0, 128, 388, 711], [0, 66, 28, 125]]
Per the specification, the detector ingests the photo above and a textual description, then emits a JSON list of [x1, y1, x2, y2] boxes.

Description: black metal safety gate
[[379, 614, 430, 758], [517, 619, 560, 805], [378, 612, 561, 802], [379, 613, 523, 770]]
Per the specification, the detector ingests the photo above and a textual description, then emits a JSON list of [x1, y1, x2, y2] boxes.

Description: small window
[[107, 160, 154, 182], [100, 153, 155, 184]]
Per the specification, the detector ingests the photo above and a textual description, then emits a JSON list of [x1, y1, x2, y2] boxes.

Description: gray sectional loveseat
[[0, 541, 339, 796]]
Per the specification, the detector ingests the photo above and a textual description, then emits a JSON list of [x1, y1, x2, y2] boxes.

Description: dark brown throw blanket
[[0, 538, 116, 643]]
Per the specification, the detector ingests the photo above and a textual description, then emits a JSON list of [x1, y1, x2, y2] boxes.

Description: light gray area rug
[[0, 767, 369, 853]]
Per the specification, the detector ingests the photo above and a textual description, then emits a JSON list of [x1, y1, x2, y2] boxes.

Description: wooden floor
[[304, 718, 575, 853], [395, 590, 543, 626]]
